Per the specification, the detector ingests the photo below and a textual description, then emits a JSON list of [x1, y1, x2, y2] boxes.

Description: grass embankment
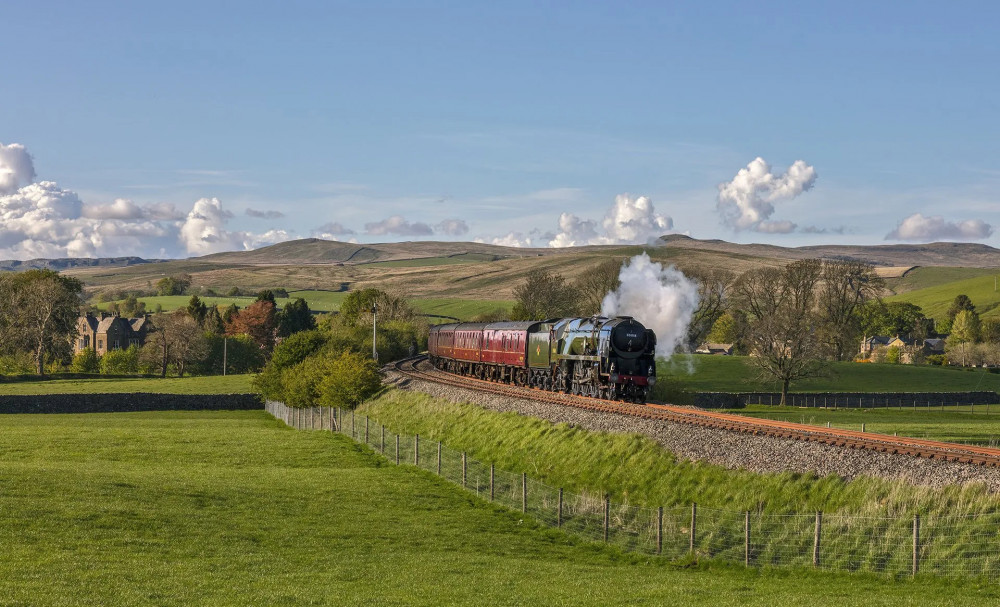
[[0, 374, 254, 395], [3, 410, 984, 605], [654, 355, 1000, 396], [729, 405, 1000, 445], [359, 391, 999, 516]]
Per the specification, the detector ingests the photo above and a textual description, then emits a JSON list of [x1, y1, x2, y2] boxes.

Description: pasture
[[0, 374, 254, 395], [656, 355, 1000, 395], [1, 409, 986, 605], [885, 268, 1000, 319]]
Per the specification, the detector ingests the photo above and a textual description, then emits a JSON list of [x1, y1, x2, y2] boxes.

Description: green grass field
[[0, 374, 254, 395], [886, 269, 1000, 320], [729, 405, 1000, 445], [885, 267, 997, 295], [654, 355, 1000, 396], [7, 411, 995, 605]]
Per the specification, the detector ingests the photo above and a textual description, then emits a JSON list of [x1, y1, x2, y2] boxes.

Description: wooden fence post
[[395, 434, 399, 465], [380, 426, 385, 453], [414, 434, 419, 466], [365, 416, 369, 444], [490, 464, 495, 502], [913, 514, 920, 575], [351, 410, 355, 437], [437, 442, 442, 475], [690, 503, 697, 554], [604, 495, 610, 543], [813, 511, 822, 568], [462, 452, 467, 488], [557, 488, 563, 527], [521, 473, 527, 513], [657, 506, 663, 555], [744, 511, 751, 567]]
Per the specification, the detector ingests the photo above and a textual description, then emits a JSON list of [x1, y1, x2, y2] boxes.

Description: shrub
[[71, 348, 100, 373], [885, 346, 901, 365], [100, 346, 141, 375], [273, 350, 382, 409], [926, 354, 949, 366], [0, 352, 35, 375]]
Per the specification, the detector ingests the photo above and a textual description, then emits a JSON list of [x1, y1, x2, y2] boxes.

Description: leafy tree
[[706, 312, 738, 344], [573, 258, 624, 316], [225, 300, 277, 353], [686, 268, 735, 348], [186, 295, 208, 325], [0, 269, 84, 375], [71, 348, 100, 373], [202, 306, 225, 334], [253, 330, 329, 400], [859, 301, 926, 338], [277, 297, 316, 337], [196, 333, 265, 375], [256, 289, 276, 304], [120, 294, 146, 317], [947, 294, 976, 324], [221, 303, 240, 324], [339, 288, 415, 325], [510, 269, 578, 321], [155, 274, 192, 296], [948, 309, 981, 366], [100, 345, 140, 375], [885, 345, 901, 365], [226, 286, 241, 297], [981, 318, 1000, 344]]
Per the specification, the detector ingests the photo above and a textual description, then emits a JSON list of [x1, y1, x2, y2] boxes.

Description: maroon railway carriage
[[428, 321, 541, 382]]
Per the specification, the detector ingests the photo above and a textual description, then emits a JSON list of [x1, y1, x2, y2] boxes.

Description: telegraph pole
[[371, 304, 378, 362]]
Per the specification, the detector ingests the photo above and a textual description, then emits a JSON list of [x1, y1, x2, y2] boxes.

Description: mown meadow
[[3, 409, 992, 605]]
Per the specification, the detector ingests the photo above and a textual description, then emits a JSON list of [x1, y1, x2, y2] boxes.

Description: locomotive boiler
[[427, 316, 657, 403]]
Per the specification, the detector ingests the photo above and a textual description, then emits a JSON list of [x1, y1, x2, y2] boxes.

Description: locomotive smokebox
[[610, 318, 648, 354]]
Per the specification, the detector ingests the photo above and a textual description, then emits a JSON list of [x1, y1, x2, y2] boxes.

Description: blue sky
[[1, 1, 998, 258]]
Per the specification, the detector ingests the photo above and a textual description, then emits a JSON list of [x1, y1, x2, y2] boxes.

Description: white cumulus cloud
[[365, 215, 434, 236], [178, 197, 291, 255], [246, 208, 285, 219], [436, 218, 469, 236], [717, 157, 817, 233], [885, 213, 993, 241], [549, 194, 672, 247], [0, 143, 36, 195]]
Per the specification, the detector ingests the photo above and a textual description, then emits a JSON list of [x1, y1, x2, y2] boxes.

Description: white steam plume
[[600, 253, 700, 359], [716, 157, 816, 233], [0, 143, 36, 195]]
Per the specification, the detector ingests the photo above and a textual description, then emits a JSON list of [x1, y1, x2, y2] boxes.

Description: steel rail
[[392, 355, 1000, 468]]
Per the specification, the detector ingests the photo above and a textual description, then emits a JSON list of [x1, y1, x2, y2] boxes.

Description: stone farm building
[[74, 313, 151, 356]]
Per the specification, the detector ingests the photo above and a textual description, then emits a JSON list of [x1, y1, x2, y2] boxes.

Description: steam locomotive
[[427, 316, 657, 403]]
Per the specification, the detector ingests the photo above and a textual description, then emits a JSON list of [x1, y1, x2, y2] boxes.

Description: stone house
[[695, 342, 734, 355], [75, 313, 150, 356]]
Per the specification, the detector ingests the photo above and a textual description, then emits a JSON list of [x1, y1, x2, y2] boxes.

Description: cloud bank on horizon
[[1, 141, 996, 260], [0, 143, 292, 259]]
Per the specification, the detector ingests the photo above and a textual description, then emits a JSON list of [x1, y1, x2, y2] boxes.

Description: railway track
[[393, 355, 1000, 468]]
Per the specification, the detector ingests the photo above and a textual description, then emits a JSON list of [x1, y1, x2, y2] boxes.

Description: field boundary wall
[[266, 399, 1000, 580], [0, 393, 263, 414]]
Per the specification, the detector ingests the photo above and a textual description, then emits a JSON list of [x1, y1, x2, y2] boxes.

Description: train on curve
[[428, 316, 657, 403]]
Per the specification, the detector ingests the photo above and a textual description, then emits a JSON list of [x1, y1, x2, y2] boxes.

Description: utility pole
[[371, 304, 378, 362], [223, 336, 227, 376]]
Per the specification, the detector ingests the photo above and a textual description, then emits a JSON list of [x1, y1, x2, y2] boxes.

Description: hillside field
[[885, 271, 1000, 320], [2, 410, 987, 605], [0, 374, 255, 395]]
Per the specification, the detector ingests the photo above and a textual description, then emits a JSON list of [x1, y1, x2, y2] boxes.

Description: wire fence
[[265, 400, 1000, 580]]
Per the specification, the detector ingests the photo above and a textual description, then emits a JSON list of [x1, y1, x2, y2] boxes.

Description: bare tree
[[142, 312, 209, 377], [818, 261, 884, 361], [685, 267, 735, 348], [511, 269, 578, 320], [573, 258, 624, 316], [732, 260, 827, 405]]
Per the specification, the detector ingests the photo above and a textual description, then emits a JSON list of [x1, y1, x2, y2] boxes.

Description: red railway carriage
[[481, 321, 534, 367], [427, 322, 488, 363]]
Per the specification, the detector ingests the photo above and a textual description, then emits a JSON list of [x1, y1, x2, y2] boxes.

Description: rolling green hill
[[885, 271, 1000, 320]]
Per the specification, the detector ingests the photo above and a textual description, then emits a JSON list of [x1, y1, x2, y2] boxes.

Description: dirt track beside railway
[[385, 362, 1000, 491]]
